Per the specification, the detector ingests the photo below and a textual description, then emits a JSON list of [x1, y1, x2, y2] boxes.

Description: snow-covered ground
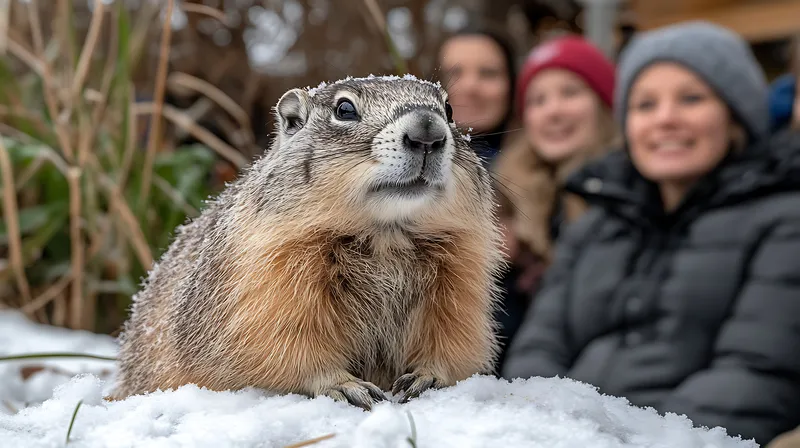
[[0, 310, 118, 414], [0, 310, 757, 448]]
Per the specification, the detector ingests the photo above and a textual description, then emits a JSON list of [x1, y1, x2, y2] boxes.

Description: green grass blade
[[66, 399, 83, 444], [0, 353, 117, 362]]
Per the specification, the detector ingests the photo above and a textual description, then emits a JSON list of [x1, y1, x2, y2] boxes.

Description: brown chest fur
[[324, 233, 447, 389], [113, 215, 498, 402]]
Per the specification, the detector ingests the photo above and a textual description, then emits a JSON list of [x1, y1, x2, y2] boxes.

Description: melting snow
[[0, 310, 756, 447]]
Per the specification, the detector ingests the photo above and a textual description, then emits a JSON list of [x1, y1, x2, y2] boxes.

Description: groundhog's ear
[[275, 88, 310, 137]]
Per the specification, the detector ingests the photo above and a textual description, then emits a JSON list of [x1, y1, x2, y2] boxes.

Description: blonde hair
[[492, 104, 620, 264]]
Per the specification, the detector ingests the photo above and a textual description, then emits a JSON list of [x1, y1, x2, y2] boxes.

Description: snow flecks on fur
[[304, 74, 474, 144], [306, 73, 442, 97], [460, 126, 473, 142]]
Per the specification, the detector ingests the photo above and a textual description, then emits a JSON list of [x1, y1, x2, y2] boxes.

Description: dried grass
[[0, 1, 236, 333]]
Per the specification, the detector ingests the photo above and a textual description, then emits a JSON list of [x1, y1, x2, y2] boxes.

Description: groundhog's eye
[[445, 101, 454, 123], [335, 99, 359, 121]]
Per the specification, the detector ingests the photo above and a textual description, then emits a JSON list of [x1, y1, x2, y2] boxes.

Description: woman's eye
[[633, 99, 655, 111], [681, 94, 705, 104], [336, 99, 359, 121], [478, 67, 501, 79], [562, 85, 580, 98], [529, 94, 545, 107]]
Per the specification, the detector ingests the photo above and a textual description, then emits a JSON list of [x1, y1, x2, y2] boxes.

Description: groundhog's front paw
[[392, 372, 443, 403], [320, 380, 387, 411]]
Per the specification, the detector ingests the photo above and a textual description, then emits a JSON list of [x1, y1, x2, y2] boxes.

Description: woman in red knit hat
[[490, 35, 620, 367], [494, 34, 619, 265]]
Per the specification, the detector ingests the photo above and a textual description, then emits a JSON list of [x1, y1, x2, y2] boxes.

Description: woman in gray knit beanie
[[502, 20, 800, 446], [615, 20, 769, 210]]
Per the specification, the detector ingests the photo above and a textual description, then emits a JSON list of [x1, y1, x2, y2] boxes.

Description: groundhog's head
[[266, 75, 490, 226]]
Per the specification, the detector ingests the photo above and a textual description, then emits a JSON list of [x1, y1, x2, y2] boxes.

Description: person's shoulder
[[767, 127, 800, 158], [748, 129, 800, 220], [748, 189, 800, 225]]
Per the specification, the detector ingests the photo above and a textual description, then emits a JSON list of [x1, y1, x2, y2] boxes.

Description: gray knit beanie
[[615, 21, 769, 143]]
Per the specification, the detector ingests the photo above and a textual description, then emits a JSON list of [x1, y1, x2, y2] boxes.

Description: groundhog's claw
[[392, 372, 442, 403], [321, 380, 387, 411]]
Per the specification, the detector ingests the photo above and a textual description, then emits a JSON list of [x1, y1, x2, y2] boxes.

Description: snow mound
[[0, 310, 756, 447], [0, 375, 756, 448]]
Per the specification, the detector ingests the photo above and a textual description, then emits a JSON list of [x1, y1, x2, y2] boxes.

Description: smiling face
[[438, 34, 511, 133], [523, 69, 605, 164], [626, 62, 735, 188]]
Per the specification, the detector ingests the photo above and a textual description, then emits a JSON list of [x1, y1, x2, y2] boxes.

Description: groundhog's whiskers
[[454, 117, 493, 129], [486, 172, 533, 223], [434, 63, 462, 92], [486, 170, 528, 202], [449, 151, 475, 172], [470, 127, 524, 139], [452, 119, 493, 134], [448, 149, 532, 223]]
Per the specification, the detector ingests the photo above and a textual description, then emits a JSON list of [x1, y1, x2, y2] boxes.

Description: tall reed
[[0, 0, 246, 333]]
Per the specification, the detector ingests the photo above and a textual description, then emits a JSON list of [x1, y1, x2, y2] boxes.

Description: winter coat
[[501, 130, 800, 445], [487, 130, 617, 377]]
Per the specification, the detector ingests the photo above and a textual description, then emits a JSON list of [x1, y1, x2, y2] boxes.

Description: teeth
[[655, 141, 690, 151], [543, 126, 573, 139]]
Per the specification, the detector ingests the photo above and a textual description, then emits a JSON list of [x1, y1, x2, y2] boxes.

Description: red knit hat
[[516, 35, 616, 116]]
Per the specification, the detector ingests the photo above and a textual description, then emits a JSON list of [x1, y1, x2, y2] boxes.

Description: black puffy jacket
[[502, 130, 800, 445]]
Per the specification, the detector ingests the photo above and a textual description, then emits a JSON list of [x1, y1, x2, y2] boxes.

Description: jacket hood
[[564, 129, 800, 224]]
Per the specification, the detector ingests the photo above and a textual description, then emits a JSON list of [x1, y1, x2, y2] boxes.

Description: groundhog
[[111, 75, 505, 410]]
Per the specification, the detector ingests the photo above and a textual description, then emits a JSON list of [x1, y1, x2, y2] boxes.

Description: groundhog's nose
[[403, 111, 447, 154]]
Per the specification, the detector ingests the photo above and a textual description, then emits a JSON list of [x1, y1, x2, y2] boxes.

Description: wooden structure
[[627, 0, 800, 43], [625, 0, 800, 128]]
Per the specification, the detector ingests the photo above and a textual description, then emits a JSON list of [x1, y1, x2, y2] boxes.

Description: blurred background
[[0, 0, 798, 335]]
